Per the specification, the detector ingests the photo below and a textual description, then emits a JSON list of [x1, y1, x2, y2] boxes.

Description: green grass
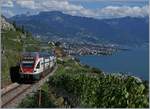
[[2, 30, 23, 51], [56, 58, 102, 75]]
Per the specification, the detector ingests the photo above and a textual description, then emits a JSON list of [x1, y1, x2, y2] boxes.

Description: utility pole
[[1, 31, 7, 54], [38, 88, 42, 107]]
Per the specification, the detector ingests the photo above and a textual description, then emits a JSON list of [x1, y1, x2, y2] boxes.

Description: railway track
[[1, 65, 58, 108], [1, 84, 32, 108]]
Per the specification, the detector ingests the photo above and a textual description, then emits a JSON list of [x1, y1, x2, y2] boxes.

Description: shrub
[[48, 72, 149, 108]]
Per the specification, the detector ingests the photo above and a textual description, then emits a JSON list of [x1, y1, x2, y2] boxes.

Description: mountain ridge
[[9, 11, 149, 46]]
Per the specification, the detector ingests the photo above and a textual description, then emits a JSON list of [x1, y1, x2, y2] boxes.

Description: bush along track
[[19, 58, 149, 108]]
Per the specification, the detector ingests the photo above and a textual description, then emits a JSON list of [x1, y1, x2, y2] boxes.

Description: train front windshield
[[22, 63, 34, 67]]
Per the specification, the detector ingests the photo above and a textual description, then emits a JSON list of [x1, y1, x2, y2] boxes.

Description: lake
[[78, 47, 149, 80]]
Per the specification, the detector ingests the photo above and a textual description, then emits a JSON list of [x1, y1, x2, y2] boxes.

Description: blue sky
[[2, 0, 149, 19]]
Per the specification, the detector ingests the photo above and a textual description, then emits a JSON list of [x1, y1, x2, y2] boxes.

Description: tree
[[12, 21, 16, 29], [21, 25, 25, 33], [55, 41, 61, 47]]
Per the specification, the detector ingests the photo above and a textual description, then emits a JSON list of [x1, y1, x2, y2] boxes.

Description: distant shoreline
[[75, 47, 148, 81]]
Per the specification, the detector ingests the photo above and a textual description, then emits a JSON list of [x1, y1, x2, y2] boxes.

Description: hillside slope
[[1, 16, 40, 88]]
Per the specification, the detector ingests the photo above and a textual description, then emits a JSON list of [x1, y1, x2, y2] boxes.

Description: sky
[[1, 0, 149, 19]]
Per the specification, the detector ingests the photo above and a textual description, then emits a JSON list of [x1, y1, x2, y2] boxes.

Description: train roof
[[22, 52, 54, 58]]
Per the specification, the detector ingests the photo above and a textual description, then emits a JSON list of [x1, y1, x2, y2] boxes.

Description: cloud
[[2, 0, 149, 19], [2, 9, 14, 17], [39, 0, 83, 11], [98, 5, 149, 18], [69, 0, 149, 2], [67, 5, 149, 18], [1, 0, 14, 8], [15, 0, 37, 9]]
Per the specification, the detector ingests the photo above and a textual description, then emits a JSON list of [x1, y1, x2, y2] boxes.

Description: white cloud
[[69, 0, 148, 2], [2, 9, 14, 17], [66, 5, 149, 18], [2, 0, 149, 19], [98, 5, 149, 18], [2, 0, 14, 8], [15, 0, 37, 9], [35, 0, 84, 12]]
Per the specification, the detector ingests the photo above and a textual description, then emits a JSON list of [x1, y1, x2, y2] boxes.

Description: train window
[[22, 63, 33, 67], [36, 62, 40, 69]]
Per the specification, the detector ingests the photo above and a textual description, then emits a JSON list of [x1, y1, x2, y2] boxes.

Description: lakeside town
[[48, 41, 128, 56]]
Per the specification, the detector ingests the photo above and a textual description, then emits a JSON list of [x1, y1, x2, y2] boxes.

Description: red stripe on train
[[22, 67, 34, 73]]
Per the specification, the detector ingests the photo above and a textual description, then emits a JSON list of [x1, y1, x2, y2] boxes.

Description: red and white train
[[19, 52, 56, 80]]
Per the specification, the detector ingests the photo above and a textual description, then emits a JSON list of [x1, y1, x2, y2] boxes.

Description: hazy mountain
[[9, 11, 149, 46]]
